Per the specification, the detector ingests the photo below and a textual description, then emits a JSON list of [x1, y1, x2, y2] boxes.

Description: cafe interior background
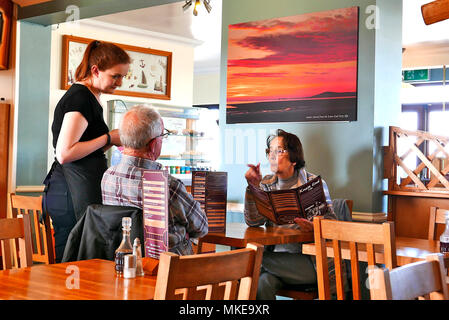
[[0, 0, 448, 231]]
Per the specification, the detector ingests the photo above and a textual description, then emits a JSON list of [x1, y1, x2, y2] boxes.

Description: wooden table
[[0, 259, 157, 300], [302, 237, 441, 266], [197, 222, 313, 252]]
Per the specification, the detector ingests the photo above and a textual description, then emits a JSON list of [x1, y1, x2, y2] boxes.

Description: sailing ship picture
[[63, 35, 172, 100], [226, 7, 359, 123]]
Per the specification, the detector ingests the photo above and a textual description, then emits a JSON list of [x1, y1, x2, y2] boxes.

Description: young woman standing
[[43, 40, 130, 262]]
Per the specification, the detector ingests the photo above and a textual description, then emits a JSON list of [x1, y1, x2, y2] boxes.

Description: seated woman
[[244, 129, 336, 300]]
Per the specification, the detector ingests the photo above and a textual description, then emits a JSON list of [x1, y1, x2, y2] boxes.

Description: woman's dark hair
[[75, 40, 131, 82], [266, 129, 305, 170]]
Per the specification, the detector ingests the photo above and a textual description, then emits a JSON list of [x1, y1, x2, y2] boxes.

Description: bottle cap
[[122, 217, 132, 229], [133, 238, 141, 246]]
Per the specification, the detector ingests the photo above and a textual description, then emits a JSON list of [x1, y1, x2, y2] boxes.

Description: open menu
[[142, 170, 169, 259], [192, 171, 228, 233], [248, 175, 328, 225]]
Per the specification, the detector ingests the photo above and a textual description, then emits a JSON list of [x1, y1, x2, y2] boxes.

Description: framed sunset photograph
[[226, 6, 359, 124]]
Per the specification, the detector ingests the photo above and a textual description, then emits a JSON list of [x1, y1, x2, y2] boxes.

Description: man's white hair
[[119, 104, 162, 150]]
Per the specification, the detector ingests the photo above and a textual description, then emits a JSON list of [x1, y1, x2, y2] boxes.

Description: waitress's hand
[[245, 163, 262, 187], [108, 129, 121, 146], [293, 217, 314, 232]]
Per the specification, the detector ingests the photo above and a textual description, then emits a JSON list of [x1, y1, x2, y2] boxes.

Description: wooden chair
[[313, 216, 397, 300], [154, 243, 264, 300], [369, 253, 449, 300], [276, 199, 354, 300], [428, 207, 449, 240], [10, 194, 55, 264], [0, 215, 33, 270]]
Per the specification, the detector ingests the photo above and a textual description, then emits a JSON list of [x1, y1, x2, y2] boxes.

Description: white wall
[[403, 43, 449, 69], [193, 72, 220, 105], [47, 19, 196, 169]]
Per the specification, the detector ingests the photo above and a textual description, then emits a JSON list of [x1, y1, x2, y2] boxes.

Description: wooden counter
[[385, 190, 449, 238]]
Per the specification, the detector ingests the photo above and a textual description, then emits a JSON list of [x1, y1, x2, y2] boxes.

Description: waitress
[[43, 40, 130, 262]]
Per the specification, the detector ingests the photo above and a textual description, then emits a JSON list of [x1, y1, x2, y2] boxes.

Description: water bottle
[[439, 217, 449, 253]]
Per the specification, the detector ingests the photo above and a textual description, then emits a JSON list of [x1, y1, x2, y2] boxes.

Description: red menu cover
[[142, 170, 169, 259]]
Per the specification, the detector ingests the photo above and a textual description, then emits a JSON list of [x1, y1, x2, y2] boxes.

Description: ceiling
[[88, 0, 449, 73], [90, 0, 223, 74]]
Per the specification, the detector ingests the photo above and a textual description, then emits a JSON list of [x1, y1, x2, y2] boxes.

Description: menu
[[142, 170, 169, 259], [248, 176, 328, 224], [192, 171, 228, 233]]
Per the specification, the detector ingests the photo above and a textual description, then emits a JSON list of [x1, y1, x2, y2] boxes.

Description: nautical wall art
[[61, 35, 172, 100], [226, 6, 359, 124]]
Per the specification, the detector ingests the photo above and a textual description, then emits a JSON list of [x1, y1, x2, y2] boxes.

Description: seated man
[[101, 104, 208, 255], [244, 129, 337, 300]]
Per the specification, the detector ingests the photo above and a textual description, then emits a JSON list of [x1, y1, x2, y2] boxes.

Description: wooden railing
[[384, 126, 449, 194]]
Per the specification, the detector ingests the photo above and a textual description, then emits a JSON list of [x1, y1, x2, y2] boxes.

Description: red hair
[[75, 40, 131, 81]]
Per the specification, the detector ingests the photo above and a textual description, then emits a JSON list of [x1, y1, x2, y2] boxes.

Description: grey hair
[[119, 104, 162, 150]]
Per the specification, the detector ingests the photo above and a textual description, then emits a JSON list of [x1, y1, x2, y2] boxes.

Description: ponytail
[[75, 40, 130, 82]]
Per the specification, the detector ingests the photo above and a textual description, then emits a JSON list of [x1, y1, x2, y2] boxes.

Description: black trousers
[[43, 165, 77, 263]]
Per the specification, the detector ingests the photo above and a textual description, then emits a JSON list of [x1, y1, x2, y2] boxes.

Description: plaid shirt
[[101, 154, 208, 255]]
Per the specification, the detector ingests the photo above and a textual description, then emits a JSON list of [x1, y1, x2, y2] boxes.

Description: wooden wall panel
[[0, 103, 9, 219]]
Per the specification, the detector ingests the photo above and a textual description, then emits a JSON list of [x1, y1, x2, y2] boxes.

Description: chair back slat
[[314, 216, 397, 300], [366, 243, 376, 266], [332, 240, 345, 300], [349, 241, 361, 300], [154, 243, 263, 300]]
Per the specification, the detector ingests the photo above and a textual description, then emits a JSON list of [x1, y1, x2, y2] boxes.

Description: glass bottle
[[115, 217, 133, 275], [439, 217, 449, 253]]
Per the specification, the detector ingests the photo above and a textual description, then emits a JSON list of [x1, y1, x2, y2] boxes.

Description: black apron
[[43, 155, 108, 222]]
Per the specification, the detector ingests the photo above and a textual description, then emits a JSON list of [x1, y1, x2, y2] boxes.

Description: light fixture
[[182, 0, 212, 16], [422, 0, 449, 25], [182, 0, 192, 11]]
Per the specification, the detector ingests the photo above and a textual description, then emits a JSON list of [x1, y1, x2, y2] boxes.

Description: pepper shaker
[[133, 238, 145, 276]]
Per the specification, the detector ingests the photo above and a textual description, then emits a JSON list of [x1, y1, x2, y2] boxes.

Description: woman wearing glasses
[[244, 129, 336, 300], [43, 40, 130, 262]]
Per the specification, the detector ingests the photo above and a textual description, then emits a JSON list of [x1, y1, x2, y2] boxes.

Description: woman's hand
[[108, 129, 121, 146], [293, 217, 314, 232], [245, 163, 262, 187]]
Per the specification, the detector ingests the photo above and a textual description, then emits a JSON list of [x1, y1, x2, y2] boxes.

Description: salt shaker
[[123, 254, 136, 279], [133, 238, 145, 276]]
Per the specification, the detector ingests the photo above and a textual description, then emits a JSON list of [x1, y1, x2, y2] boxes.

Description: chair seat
[[281, 283, 317, 292], [276, 283, 318, 300]]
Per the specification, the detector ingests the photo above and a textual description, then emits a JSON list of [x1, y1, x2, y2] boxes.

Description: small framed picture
[[61, 35, 172, 100]]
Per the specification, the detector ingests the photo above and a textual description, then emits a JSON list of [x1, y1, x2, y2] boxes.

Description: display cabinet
[[106, 99, 217, 185]]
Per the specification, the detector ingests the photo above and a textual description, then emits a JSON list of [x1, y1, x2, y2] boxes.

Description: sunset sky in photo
[[226, 7, 359, 104]]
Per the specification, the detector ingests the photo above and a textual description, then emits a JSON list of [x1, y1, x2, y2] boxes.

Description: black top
[[52, 84, 109, 159]]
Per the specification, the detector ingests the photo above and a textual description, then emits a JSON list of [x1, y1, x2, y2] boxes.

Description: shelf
[[166, 134, 212, 140], [383, 190, 449, 199], [159, 156, 210, 162]]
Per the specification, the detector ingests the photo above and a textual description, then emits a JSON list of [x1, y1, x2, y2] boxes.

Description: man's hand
[[293, 217, 314, 232], [245, 163, 262, 187]]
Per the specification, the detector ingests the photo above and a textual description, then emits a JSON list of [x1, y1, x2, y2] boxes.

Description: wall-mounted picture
[[61, 35, 172, 100], [226, 6, 359, 124]]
